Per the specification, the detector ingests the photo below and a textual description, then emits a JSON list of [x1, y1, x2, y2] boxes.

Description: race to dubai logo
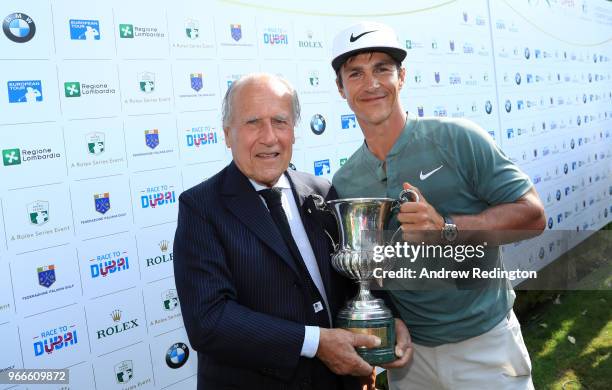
[[114, 360, 133, 384], [33, 324, 78, 357], [90, 250, 129, 279], [28, 200, 49, 225], [185, 126, 219, 148], [3, 13, 35, 43], [140, 184, 176, 209], [262, 26, 288, 45], [94, 192, 111, 214]]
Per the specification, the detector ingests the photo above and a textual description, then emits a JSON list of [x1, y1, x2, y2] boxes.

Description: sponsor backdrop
[[0, 0, 610, 388]]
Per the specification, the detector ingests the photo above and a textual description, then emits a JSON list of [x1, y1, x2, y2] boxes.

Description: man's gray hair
[[221, 73, 301, 128]]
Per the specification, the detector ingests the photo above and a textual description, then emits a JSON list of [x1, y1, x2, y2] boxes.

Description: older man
[[173, 73, 403, 389]]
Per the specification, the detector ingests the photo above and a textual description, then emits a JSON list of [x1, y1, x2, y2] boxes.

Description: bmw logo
[[3, 13, 36, 43], [310, 114, 326, 135], [505, 100, 512, 113], [524, 47, 530, 59], [538, 247, 545, 260], [288, 162, 296, 171], [485, 100, 492, 114], [515, 73, 521, 85], [166, 342, 189, 369]]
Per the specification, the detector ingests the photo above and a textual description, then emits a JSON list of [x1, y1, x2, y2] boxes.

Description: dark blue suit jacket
[[173, 162, 358, 390]]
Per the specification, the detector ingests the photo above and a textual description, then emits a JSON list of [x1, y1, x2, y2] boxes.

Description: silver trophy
[[314, 189, 418, 364]]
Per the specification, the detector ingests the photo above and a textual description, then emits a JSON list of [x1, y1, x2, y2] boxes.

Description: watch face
[[443, 225, 458, 242]]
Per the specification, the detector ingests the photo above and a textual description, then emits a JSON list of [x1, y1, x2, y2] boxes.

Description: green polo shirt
[[332, 113, 533, 346]]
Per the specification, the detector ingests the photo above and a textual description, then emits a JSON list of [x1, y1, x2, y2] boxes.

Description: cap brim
[[332, 47, 407, 72]]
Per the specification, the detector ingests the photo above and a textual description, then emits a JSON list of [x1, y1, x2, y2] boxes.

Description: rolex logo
[[111, 309, 122, 322], [97, 311, 139, 339], [159, 240, 169, 252]]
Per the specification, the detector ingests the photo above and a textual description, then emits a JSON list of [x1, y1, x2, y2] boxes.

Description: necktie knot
[[258, 188, 283, 208]]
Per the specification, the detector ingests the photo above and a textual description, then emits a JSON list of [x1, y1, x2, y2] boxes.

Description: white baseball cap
[[331, 21, 406, 72]]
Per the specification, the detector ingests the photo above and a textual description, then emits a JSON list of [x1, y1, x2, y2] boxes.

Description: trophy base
[[336, 316, 397, 365]]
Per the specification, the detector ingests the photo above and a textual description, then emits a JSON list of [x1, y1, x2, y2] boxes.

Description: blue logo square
[[341, 114, 356, 129], [69, 19, 100, 40], [7, 80, 43, 103], [313, 159, 330, 176]]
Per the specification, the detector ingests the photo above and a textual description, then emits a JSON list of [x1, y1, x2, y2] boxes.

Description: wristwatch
[[441, 215, 458, 242]]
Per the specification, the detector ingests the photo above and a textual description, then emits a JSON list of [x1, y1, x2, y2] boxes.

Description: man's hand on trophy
[[380, 318, 413, 369], [316, 328, 378, 376], [396, 182, 444, 243]]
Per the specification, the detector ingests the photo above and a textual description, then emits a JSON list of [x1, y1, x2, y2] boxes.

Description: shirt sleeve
[[456, 120, 533, 204], [300, 326, 320, 358]]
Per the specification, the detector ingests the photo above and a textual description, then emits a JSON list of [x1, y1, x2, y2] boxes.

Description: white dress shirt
[[249, 175, 330, 358]]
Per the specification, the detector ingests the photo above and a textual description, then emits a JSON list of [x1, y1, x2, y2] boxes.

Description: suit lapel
[[286, 170, 334, 297], [221, 163, 300, 277]]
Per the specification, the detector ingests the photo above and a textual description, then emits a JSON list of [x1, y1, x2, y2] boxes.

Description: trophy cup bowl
[[315, 190, 418, 365]]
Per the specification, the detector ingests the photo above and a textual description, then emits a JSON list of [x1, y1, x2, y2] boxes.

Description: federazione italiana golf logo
[[131, 129, 174, 159], [119, 23, 165, 39], [79, 192, 127, 226]]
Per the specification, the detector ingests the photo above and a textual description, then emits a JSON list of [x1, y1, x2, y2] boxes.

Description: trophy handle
[[310, 194, 339, 250], [389, 188, 420, 243]]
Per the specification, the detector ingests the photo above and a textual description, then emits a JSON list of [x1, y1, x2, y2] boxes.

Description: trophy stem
[[356, 280, 375, 301]]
